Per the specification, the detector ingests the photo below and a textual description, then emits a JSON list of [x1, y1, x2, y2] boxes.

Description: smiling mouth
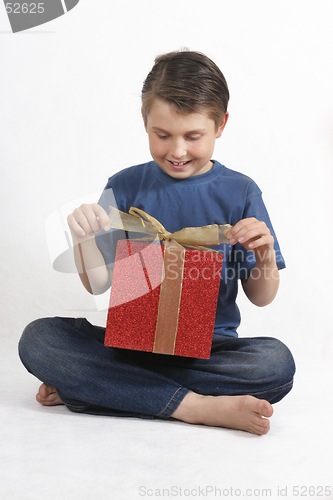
[[168, 160, 192, 167]]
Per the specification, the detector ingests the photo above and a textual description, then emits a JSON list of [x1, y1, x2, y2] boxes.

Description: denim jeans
[[18, 317, 295, 419]]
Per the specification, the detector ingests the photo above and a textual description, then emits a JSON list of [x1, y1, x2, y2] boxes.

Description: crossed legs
[[20, 317, 295, 435]]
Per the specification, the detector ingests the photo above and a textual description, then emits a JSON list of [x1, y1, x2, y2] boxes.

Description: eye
[[157, 134, 169, 139], [187, 135, 201, 141]]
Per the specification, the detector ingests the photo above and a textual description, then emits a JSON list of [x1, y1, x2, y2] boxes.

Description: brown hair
[[141, 50, 229, 131]]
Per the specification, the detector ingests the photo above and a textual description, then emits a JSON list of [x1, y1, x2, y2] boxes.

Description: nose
[[170, 139, 187, 160]]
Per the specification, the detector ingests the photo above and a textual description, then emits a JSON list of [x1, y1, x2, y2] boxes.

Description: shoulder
[[98, 161, 156, 212], [103, 161, 154, 190], [215, 162, 262, 199]]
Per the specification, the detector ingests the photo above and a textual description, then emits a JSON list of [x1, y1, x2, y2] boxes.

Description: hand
[[227, 217, 275, 262], [67, 203, 110, 239]]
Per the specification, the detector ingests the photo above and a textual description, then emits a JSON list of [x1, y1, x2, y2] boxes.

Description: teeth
[[172, 161, 188, 166]]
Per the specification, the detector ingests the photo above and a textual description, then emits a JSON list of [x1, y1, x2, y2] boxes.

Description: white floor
[[1, 320, 332, 500]]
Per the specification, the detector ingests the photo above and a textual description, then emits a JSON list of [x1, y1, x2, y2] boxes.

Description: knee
[[18, 318, 55, 374], [261, 338, 296, 386]]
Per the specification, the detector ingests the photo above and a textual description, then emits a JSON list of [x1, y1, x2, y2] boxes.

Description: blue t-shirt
[[96, 160, 285, 338]]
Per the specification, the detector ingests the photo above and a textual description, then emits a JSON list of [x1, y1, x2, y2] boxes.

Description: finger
[[70, 208, 95, 235], [247, 235, 274, 250], [67, 213, 87, 236], [77, 204, 103, 234], [69, 207, 100, 236], [227, 218, 258, 241], [91, 204, 111, 231], [237, 225, 269, 245], [247, 236, 266, 249], [229, 221, 268, 244]]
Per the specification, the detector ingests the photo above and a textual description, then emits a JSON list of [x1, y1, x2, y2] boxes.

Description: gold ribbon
[[108, 206, 232, 355], [108, 206, 232, 249]]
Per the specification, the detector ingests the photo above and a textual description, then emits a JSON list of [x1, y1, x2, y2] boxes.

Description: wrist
[[254, 247, 276, 266], [70, 228, 96, 246]]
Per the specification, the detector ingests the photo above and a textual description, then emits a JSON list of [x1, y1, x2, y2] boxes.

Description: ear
[[215, 112, 229, 138]]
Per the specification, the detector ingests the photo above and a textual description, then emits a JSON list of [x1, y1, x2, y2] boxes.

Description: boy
[[19, 50, 295, 435]]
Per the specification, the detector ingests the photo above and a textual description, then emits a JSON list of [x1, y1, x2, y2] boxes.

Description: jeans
[[18, 317, 296, 419]]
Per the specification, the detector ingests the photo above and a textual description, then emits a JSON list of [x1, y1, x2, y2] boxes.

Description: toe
[[265, 404, 273, 418], [252, 419, 270, 435], [259, 400, 273, 418], [38, 383, 49, 398]]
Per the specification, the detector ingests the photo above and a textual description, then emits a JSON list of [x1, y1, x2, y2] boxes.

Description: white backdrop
[[1, 1, 332, 498], [1, 0, 332, 362]]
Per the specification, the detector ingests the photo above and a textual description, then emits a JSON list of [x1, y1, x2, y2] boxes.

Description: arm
[[67, 203, 112, 295], [227, 218, 280, 307]]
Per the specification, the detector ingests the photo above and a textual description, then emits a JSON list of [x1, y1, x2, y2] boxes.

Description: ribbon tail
[[108, 205, 158, 237], [153, 240, 185, 355], [218, 224, 232, 244]]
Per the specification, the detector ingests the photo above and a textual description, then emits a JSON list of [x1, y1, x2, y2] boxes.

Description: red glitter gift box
[[104, 239, 223, 359]]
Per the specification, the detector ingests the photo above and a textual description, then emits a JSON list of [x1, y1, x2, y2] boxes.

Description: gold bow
[[108, 206, 232, 250]]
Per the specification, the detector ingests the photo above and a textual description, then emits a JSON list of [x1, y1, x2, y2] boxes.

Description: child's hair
[[141, 49, 229, 131]]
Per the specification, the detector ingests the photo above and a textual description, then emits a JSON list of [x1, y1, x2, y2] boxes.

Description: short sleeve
[[94, 180, 127, 270], [232, 192, 286, 280]]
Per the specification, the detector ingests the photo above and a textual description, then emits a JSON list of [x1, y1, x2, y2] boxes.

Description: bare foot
[[36, 383, 64, 406], [171, 392, 273, 435]]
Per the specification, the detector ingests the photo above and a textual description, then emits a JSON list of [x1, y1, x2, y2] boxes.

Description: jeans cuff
[[155, 387, 190, 419], [64, 403, 91, 413], [248, 378, 294, 404]]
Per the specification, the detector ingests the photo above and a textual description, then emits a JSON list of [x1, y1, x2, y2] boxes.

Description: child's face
[[144, 99, 228, 179]]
